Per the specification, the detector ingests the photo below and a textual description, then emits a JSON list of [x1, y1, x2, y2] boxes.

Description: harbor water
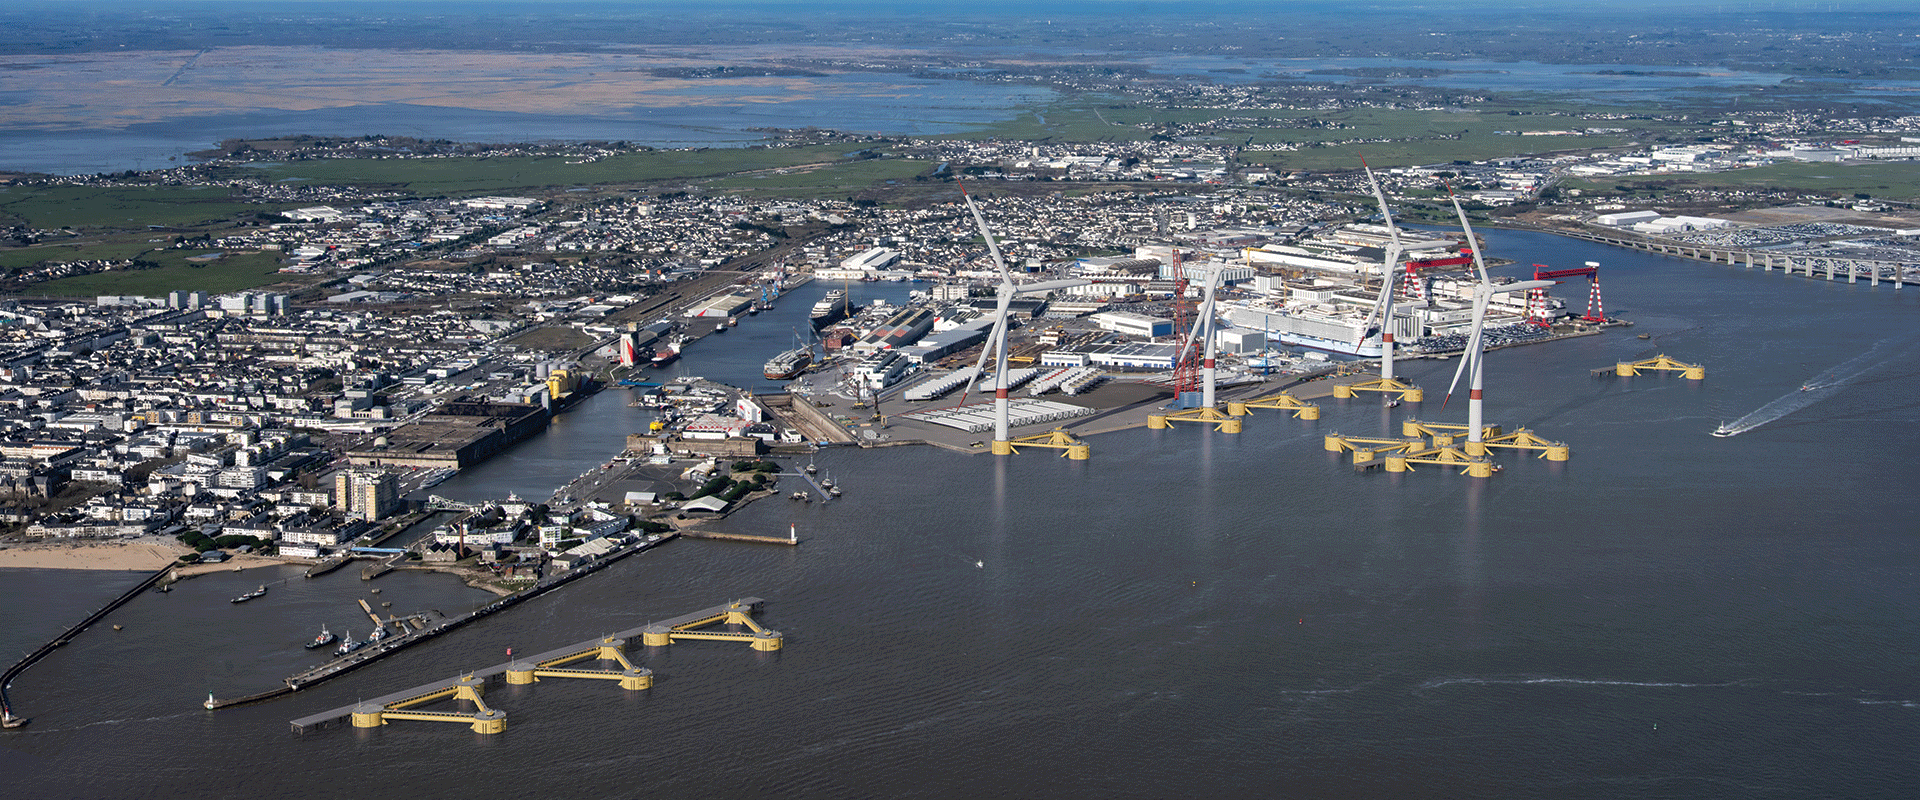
[[3, 228, 1919, 798]]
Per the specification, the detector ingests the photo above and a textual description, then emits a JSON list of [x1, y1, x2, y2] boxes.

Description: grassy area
[[963, 98, 1152, 142], [704, 158, 932, 192], [0, 235, 161, 271], [31, 249, 294, 296], [0, 185, 269, 229], [239, 144, 871, 195], [1633, 162, 1920, 202]]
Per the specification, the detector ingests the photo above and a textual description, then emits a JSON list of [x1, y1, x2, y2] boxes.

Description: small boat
[[336, 630, 364, 657], [804, 458, 817, 475], [714, 322, 728, 334], [230, 587, 261, 603], [304, 625, 337, 650], [203, 692, 217, 710], [1710, 423, 1734, 438], [1637, 333, 1650, 339]]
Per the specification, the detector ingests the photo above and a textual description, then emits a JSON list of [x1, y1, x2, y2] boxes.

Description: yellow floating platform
[[1612, 355, 1704, 380]]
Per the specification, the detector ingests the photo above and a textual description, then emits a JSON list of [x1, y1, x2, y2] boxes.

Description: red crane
[[1169, 248, 1200, 404], [1527, 263, 1605, 325]]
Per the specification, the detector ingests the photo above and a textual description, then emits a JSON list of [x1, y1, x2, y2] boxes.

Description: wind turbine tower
[[1150, 259, 1241, 433], [1442, 193, 1560, 459], [1335, 161, 1423, 405], [958, 187, 1092, 458]]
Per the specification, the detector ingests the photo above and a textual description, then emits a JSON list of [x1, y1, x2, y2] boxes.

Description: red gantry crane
[[1526, 262, 1605, 326]]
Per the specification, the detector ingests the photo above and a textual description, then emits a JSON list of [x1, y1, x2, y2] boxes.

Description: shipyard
[[4, 2, 1920, 794]]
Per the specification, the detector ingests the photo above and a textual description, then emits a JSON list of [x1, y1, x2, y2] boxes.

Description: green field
[[32, 249, 295, 296], [1596, 162, 1920, 202], [963, 98, 1152, 142], [241, 144, 872, 195], [0, 235, 162, 271], [704, 158, 933, 193], [0, 185, 269, 229]]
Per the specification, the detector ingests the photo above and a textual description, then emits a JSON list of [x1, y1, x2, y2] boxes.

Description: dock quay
[[202, 533, 678, 711], [303, 555, 352, 579], [288, 597, 777, 735], [679, 530, 799, 546]]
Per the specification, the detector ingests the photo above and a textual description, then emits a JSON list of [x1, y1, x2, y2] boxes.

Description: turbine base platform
[[1480, 428, 1571, 461], [1324, 433, 1424, 464], [1228, 392, 1320, 420], [1609, 355, 1704, 380], [1151, 406, 1242, 433], [1373, 446, 1499, 478], [1401, 419, 1502, 448], [1336, 378, 1424, 403], [1001, 428, 1090, 459]]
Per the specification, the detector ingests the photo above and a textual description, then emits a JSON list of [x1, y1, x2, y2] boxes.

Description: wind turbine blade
[[961, 185, 1014, 283], [957, 288, 1012, 405], [1491, 279, 1557, 295], [1449, 189, 1491, 285], [1443, 343, 1470, 409], [1444, 289, 1492, 408], [1013, 278, 1089, 294], [1360, 162, 1401, 331]]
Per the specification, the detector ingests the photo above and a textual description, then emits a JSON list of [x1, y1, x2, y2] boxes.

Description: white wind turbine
[[1354, 161, 1414, 404], [1445, 192, 1555, 456], [1164, 258, 1227, 408], [958, 188, 1086, 452]]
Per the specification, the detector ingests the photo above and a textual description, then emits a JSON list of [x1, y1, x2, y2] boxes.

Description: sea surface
[[0, 76, 1055, 176], [8, 50, 1920, 176], [4, 228, 1920, 798]]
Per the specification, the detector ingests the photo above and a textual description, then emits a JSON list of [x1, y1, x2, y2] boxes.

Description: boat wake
[[1418, 676, 1733, 691], [1714, 338, 1912, 437]]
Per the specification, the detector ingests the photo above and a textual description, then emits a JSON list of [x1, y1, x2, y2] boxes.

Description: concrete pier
[[1552, 229, 1908, 291]]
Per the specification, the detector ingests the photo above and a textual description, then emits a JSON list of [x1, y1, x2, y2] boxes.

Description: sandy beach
[[0, 537, 194, 571]]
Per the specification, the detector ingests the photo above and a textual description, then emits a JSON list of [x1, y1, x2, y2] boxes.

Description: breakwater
[[2, 566, 172, 726]]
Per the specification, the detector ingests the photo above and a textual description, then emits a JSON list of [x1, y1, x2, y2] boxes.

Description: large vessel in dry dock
[[763, 346, 813, 380], [810, 289, 850, 329]]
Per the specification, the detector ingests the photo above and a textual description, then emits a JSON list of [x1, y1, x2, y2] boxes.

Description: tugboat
[[304, 625, 337, 650], [336, 629, 364, 657]]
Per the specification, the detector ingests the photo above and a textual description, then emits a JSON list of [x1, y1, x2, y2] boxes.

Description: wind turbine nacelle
[[1490, 279, 1557, 295], [1013, 278, 1091, 295]]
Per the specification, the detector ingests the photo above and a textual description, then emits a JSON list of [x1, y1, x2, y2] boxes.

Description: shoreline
[[0, 537, 193, 572]]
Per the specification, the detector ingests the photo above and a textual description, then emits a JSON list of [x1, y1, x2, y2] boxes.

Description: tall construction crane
[[1169, 248, 1200, 406]]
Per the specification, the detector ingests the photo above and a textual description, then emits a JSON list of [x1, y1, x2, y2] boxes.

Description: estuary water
[[3, 228, 1919, 798]]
